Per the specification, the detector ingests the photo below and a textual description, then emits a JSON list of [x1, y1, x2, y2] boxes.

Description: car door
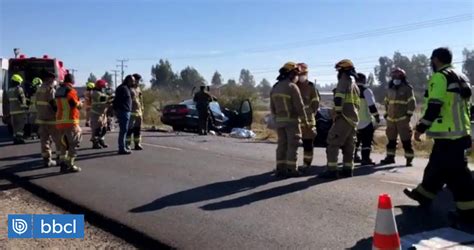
[[236, 99, 253, 128]]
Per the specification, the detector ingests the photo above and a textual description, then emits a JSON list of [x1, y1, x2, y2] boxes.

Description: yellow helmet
[[282, 61, 299, 72], [335, 59, 354, 71], [32, 77, 43, 86], [86, 82, 95, 89], [11, 74, 23, 84]]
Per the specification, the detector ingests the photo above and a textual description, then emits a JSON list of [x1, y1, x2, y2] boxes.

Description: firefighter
[[320, 59, 360, 179], [55, 73, 82, 173], [25, 77, 42, 139], [5, 74, 28, 144], [270, 62, 309, 178], [36, 71, 60, 167], [84, 82, 95, 127], [90, 79, 110, 149], [193, 85, 213, 135], [380, 68, 416, 167], [126, 73, 144, 150], [353, 73, 380, 166], [404, 47, 474, 224], [295, 63, 319, 172]]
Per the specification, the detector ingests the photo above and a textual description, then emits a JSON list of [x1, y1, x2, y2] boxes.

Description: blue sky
[[1, 0, 473, 87]]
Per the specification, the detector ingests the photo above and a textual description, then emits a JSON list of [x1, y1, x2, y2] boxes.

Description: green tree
[[211, 71, 223, 86], [177, 66, 206, 91], [151, 59, 177, 89], [409, 54, 430, 99], [239, 69, 256, 89], [101, 71, 114, 88], [87, 73, 97, 83], [226, 79, 237, 87], [257, 78, 272, 98], [367, 73, 375, 87], [463, 48, 474, 84], [374, 56, 393, 102]]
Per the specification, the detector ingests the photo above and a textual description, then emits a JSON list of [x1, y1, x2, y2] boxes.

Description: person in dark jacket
[[193, 85, 213, 135], [113, 75, 135, 154]]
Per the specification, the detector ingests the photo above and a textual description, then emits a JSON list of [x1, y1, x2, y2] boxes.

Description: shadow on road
[[0, 181, 17, 191], [130, 165, 397, 213], [129, 171, 281, 213]]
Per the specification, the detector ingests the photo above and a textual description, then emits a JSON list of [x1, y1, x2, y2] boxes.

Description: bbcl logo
[[8, 214, 84, 239]]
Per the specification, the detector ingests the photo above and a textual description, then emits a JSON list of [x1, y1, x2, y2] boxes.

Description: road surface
[[0, 126, 473, 249]]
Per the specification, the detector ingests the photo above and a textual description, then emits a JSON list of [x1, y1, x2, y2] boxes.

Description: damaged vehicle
[[161, 99, 253, 134]]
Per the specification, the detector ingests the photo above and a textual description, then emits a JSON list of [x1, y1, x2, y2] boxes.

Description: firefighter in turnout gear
[[380, 68, 416, 167], [55, 73, 82, 173], [126, 73, 144, 150], [90, 80, 111, 149], [404, 47, 474, 224], [295, 63, 319, 172], [321, 59, 360, 179], [36, 71, 61, 168], [354, 73, 380, 166], [270, 62, 309, 178], [5, 74, 28, 144], [84, 82, 95, 127], [26, 77, 42, 139]]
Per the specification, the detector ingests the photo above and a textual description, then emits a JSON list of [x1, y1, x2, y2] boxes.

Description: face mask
[[298, 75, 308, 83], [393, 79, 402, 86]]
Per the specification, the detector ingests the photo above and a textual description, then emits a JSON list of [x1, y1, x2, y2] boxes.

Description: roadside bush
[[217, 85, 258, 111]]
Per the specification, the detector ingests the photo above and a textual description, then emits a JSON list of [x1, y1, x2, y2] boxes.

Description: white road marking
[[380, 180, 417, 187], [142, 143, 183, 151]]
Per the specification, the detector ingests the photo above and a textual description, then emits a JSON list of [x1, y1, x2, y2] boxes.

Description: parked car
[[313, 107, 333, 147], [161, 99, 253, 133]]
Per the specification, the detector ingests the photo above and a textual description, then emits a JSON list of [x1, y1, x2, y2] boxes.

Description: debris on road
[[230, 128, 256, 139]]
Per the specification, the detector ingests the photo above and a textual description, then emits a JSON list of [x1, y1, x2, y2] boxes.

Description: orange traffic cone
[[373, 194, 401, 250]]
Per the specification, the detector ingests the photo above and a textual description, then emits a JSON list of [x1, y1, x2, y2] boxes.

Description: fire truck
[[1, 53, 67, 132]]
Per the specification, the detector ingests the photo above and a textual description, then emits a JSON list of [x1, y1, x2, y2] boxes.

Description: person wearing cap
[[84, 82, 95, 127], [36, 71, 61, 167], [271, 62, 309, 178], [5, 73, 28, 144], [25, 77, 42, 139], [113, 74, 135, 155], [55, 73, 82, 173], [193, 84, 213, 135], [90, 79, 111, 149], [320, 59, 360, 179], [404, 47, 474, 224], [295, 63, 320, 172], [353, 73, 380, 166], [379, 67, 416, 167], [126, 73, 144, 150]]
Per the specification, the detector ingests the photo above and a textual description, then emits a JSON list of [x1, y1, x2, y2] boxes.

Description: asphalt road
[[0, 126, 473, 249]]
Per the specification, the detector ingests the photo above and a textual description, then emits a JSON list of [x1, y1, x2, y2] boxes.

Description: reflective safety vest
[[384, 84, 416, 122], [296, 81, 319, 126], [35, 84, 57, 125], [270, 79, 308, 126], [334, 74, 360, 127], [6, 86, 28, 115], [424, 65, 471, 139], [131, 87, 143, 117], [91, 90, 109, 115], [55, 83, 81, 128]]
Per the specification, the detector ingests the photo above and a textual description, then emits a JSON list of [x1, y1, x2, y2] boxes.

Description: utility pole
[[110, 69, 120, 89], [116, 59, 128, 84], [69, 69, 78, 77]]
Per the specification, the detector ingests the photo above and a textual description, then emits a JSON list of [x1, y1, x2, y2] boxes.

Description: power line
[[116, 59, 128, 84], [69, 68, 78, 76], [128, 13, 473, 61]]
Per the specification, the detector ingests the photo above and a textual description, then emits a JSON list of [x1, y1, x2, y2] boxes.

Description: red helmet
[[391, 67, 406, 79], [95, 79, 107, 89]]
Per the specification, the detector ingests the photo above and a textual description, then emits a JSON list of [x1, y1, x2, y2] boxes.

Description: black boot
[[341, 168, 354, 178], [406, 158, 413, 167], [354, 154, 362, 163], [380, 155, 395, 165], [42, 158, 56, 168], [99, 139, 109, 148], [92, 140, 102, 149], [360, 159, 376, 166], [134, 144, 143, 150], [403, 188, 432, 207]]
